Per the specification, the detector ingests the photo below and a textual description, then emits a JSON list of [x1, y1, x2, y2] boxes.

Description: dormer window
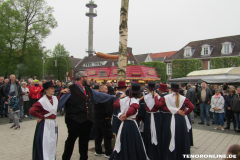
[[201, 44, 214, 56], [221, 42, 234, 54], [184, 46, 195, 57]]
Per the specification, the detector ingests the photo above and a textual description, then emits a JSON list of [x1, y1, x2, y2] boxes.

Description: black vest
[[65, 84, 95, 124]]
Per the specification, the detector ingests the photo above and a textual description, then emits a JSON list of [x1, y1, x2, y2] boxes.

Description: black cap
[[171, 83, 179, 90], [146, 81, 155, 90], [42, 81, 54, 91]]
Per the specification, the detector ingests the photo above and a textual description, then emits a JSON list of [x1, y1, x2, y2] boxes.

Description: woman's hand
[[120, 114, 127, 121], [228, 107, 231, 110], [37, 118, 42, 123], [120, 94, 126, 99], [177, 110, 186, 116]]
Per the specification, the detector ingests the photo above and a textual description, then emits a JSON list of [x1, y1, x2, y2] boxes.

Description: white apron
[[39, 95, 58, 160], [165, 93, 191, 152], [114, 97, 149, 160], [144, 93, 160, 145]]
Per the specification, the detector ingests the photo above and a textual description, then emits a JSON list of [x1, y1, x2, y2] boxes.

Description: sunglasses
[[83, 76, 88, 78]]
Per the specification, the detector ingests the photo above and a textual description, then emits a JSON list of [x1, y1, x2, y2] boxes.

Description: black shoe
[[224, 127, 230, 129], [212, 121, 215, 124], [10, 125, 15, 129], [198, 122, 204, 125], [235, 130, 240, 133], [14, 126, 20, 130], [19, 119, 22, 123], [9, 120, 13, 123], [207, 123, 210, 126], [5, 115, 9, 118]]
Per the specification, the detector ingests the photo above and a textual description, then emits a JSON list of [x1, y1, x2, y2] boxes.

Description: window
[[167, 63, 172, 75], [221, 42, 234, 54], [224, 45, 229, 54], [203, 47, 209, 55], [128, 60, 131, 64], [201, 44, 213, 56], [184, 46, 195, 57], [185, 48, 191, 56]]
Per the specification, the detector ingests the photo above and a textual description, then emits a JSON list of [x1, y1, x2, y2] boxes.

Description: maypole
[[117, 0, 129, 81]]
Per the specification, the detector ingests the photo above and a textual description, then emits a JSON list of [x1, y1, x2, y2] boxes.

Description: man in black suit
[[94, 85, 113, 158]]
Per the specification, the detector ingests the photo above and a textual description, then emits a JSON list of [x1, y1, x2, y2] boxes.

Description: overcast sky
[[44, 0, 240, 59]]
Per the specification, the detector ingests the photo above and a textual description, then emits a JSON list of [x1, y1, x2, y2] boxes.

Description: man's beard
[[82, 79, 88, 86]]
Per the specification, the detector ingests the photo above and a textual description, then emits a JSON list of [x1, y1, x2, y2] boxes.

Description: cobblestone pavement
[[0, 115, 239, 160]]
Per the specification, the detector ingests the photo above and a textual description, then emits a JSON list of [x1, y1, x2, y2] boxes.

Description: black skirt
[[162, 113, 191, 160], [32, 119, 45, 160], [143, 112, 163, 160], [110, 120, 148, 160]]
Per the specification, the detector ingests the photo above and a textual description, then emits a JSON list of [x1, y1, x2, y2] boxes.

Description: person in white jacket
[[21, 82, 29, 118], [210, 89, 225, 131]]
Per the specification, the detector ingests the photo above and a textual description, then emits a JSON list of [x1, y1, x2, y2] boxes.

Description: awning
[[167, 75, 240, 84]]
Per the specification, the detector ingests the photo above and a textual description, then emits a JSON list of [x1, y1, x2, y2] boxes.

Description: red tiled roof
[[150, 51, 178, 59]]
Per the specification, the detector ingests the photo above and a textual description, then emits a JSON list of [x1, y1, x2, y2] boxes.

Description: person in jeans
[[186, 84, 196, 124], [210, 89, 225, 131], [21, 82, 29, 118], [225, 89, 236, 130], [197, 82, 212, 126], [231, 86, 240, 133], [5, 75, 23, 123], [1, 79, 9, 118]]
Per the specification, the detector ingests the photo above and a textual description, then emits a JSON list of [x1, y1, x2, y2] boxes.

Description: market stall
[[167, 67, 240, 84], [86, 65, 160, 84]]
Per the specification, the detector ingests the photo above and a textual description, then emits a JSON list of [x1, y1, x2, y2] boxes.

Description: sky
[[44, 0, 240, 59]]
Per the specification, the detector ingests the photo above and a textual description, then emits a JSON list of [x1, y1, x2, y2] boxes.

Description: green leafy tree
[[45, 43, 72, 81], [210, 57, 240, 69], [172, 59, 203, 78], [140, 61, 167, 83], [9, 0, 57, 78], [0, 1, 22, 77]]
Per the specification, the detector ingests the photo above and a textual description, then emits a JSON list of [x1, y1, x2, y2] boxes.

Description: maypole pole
[[117, 0, 129, 81]]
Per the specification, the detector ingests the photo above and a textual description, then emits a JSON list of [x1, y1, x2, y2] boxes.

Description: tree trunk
[[117, 0, 129, 81]]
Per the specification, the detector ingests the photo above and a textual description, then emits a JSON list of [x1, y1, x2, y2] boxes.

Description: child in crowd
[[9, 91, 20, 130], [224, 144, 240, 160]]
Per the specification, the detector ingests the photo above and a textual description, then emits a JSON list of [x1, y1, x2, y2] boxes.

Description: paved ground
[[0, 115, 239, 160]]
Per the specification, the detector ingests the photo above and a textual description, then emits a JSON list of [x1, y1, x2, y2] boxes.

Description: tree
[[140, 61, 167, 83], [0, 1, 22, 78], [172, 59, 203, 79], [45, 43, 71, 81], [9, 0, 57, 78], [210, 57, 240, 69], [117, 0, 129, 81]]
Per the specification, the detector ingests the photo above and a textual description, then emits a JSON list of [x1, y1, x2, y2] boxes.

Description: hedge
[[140, 61, 167, 83], [172, 59, 203, 79], [210, 57, 240, 69]]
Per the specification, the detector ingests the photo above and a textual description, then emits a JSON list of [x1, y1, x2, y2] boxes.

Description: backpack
[[10, 96, 20, 112]]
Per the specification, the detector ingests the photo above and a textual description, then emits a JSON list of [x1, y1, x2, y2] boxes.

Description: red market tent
[[86, 66, 160, 83]]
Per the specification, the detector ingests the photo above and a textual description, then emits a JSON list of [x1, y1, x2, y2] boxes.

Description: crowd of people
[[0, 73, 240, 160]]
